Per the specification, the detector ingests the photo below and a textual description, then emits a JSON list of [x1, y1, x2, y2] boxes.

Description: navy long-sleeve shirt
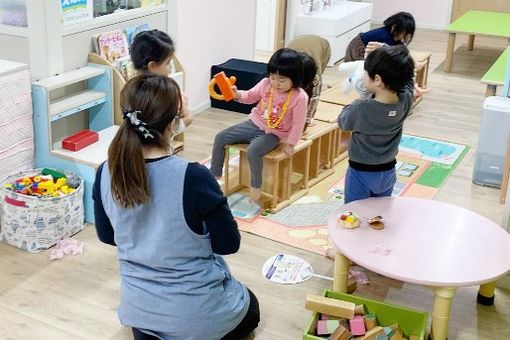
[[93, 157, 240, 255]]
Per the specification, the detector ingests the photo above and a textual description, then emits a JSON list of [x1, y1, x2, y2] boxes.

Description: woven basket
[[0, 169, 84, 253]]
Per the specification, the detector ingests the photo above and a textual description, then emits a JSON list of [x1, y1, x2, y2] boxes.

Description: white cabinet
[[0, 59, 33, 180], [295, 1, 373, 65]]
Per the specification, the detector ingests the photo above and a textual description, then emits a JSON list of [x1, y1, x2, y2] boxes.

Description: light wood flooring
[[0, 29, 509, 339]]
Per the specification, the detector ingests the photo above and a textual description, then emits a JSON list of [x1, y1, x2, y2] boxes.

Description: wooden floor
[[1, 29, 509, 339]]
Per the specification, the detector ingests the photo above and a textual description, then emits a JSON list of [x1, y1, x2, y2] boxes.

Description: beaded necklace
[[261, 87, 294, 129]]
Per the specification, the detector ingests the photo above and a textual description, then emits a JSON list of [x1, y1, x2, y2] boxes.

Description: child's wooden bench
[[314, 101, 350, 165], [301, 121, 337, 187], [223, 140, 312, 213], [481, 47, 509, 97]]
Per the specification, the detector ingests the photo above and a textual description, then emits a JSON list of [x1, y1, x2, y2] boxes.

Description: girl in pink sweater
[[210, 48, 309, 202]]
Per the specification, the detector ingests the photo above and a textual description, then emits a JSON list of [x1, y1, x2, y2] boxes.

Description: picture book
[[115, 57, 136, 81], [97, 29, 128, 64], [125, 23, 150, 46]]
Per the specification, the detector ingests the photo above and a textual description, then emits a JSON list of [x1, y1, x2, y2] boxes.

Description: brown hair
[[108, 74, 182, 208]]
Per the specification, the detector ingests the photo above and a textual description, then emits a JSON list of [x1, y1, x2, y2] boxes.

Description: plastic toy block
[[350, 315, 366, 336], [317, 319, 340, 335], [363, 313, 377, 331], [305, 294, 356, 319], [209, 71, 237, 102], [354, 304, 367, 315], [41, 168, 67, 180], [62, 129, 99, 151], [329, 325, 351, 340]]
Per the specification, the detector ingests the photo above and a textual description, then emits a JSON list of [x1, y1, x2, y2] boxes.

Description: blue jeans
[[344, 166, 396, 204]]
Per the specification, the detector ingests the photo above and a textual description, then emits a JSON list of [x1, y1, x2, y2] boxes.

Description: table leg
[[467, 35, 475, 50], [430, 287, 456, 340], [444, 33, 456, 72], [477, 282, 496, 306], [333, 251, 350, 292], [485, 85, 497, 97]]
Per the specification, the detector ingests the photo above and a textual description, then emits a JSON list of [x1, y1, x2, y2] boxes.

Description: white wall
[[173, 0, 257, 113], [371, 0, 453, 29]]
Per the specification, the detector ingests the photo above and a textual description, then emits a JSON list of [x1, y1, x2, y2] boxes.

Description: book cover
[[125, 23, 150, 46], [116, 57, 136, 81], [97, 29, 128, 64]]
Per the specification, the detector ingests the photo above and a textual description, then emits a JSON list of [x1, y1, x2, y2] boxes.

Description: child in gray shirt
[[338, 44, 426, 203]]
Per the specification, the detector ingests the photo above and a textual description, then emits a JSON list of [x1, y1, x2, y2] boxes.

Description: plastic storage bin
[[473, 96, 510, 187], [303, 289, 428, 340], [0, 169, 84, 252]]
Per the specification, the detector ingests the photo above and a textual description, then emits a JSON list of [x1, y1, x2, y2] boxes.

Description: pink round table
[[328, 196, 510, 340]]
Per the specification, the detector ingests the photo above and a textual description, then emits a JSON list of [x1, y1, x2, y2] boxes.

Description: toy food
[[337, 210, 360, 229], [367, 215, 384, 230]]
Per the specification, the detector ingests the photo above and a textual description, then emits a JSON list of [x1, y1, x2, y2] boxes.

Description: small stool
[[301, 120, 337, 187], [314, 101, 350, 165], [224, 140, 312, 213]]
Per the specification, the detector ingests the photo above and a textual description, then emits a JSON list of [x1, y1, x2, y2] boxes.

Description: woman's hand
[[364, 42, 385, 58]]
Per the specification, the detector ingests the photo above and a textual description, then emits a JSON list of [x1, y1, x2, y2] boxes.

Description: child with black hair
[[130, 29, 192, 129], [210, 48, 309, 202], [345, 11, 416, 62], [93, 74, 260, 340], [287, 35, 331, 130], [338, 44, 427, 203]]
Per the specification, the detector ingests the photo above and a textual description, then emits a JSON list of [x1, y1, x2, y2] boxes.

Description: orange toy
[[209, 71, 237, 101]]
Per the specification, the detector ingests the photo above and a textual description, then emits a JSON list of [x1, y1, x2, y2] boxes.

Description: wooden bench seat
[[223, 139, 312, 213]]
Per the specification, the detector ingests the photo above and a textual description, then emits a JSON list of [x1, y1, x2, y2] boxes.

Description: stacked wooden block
[[305, 294, 421, 340], [0, 60, 34, 180]]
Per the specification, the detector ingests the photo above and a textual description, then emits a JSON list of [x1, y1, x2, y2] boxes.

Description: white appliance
[[472, 96, 510, 188], [295, 1, 373, 66]]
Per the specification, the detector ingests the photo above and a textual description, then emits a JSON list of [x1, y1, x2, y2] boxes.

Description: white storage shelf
[[52, 125, 118, 168], [49, 90, 106, 121], [33, 66, 105, 91]]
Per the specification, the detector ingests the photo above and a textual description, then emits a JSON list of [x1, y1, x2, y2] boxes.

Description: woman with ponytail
[[93, 74, 259, 340]]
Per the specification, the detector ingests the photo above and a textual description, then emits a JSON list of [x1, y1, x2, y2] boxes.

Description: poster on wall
[[61, 0, 93, 25], [0, 0, 27, 27]]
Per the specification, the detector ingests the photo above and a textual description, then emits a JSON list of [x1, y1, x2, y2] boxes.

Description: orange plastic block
[[210, 71, 236, 102]]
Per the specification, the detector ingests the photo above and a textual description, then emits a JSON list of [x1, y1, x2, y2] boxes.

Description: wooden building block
[[317, 319, 341, 335], [354, 304, 367, 315], [362, 326, 385, 340], [305, 294, 356, 319], [363, 313, 377, 331], [330, 325, 352, 340], [350, 315, 366, 336]]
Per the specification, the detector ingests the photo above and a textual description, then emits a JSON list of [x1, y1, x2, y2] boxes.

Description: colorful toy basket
[[0, 169, 84, 252]]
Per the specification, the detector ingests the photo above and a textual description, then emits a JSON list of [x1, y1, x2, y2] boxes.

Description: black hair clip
[[123, 110, 155, 140]]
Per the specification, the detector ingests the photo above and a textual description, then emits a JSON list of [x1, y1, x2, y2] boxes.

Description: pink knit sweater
[[237, 78, 308, 145]]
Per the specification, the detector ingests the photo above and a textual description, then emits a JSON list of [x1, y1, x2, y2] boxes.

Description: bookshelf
[[32, 63, 114, 223]]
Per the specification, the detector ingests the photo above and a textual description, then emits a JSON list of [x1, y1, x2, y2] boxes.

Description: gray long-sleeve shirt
[[338, 82, 414, 169]]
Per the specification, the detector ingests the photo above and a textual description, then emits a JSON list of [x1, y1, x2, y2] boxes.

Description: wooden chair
[[314, 101, 350, 165], [223, 140, 312, 213]]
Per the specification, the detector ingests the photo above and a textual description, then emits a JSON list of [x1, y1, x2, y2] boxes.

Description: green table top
[[481, 47, 509, 85], [447, 11, 510, 37]]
